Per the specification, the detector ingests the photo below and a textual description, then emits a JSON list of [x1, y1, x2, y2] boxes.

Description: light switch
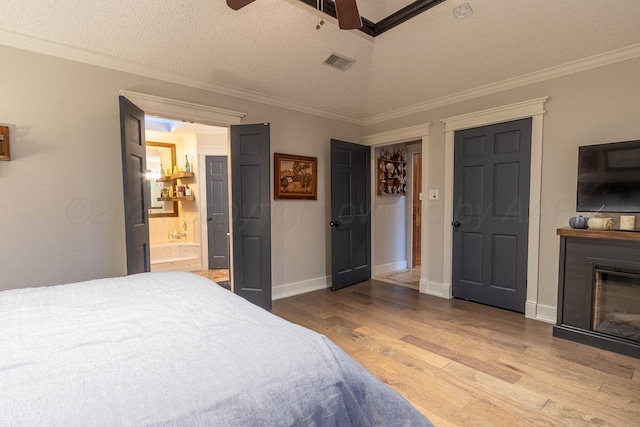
[[419, 192, 423, 200], [429, 190, 439, 200]]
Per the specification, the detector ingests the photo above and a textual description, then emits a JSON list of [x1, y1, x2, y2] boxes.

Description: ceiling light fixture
[[452, 3, 473, 19]]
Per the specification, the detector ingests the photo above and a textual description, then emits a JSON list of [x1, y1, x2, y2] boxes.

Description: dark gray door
[[119, 96, 150, 274], [206, 156, 230, 269], [452, 118, 532, 312], [330, 139, 371, 290], [230, 123, 271, 310]]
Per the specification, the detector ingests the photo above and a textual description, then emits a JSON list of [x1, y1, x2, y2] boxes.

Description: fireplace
[[592, 268, 640, 343], [555, 228, 640, 358]]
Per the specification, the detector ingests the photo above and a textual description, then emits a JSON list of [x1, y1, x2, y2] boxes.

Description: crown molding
[[363, 43, 640, 126], [3, 29, 639, 129], [0, 29, 364, 126]]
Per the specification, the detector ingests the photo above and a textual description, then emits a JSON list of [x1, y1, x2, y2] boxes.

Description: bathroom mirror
[[146, 141, 178, 218]]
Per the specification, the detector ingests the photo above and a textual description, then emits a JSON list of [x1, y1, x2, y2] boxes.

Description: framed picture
[[0, 126, 9, 161], [274, 153, 317, 200]]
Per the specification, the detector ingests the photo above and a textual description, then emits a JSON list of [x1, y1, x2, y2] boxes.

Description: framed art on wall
[[0, 126, 9, 161], [274, 153, 317, 200]]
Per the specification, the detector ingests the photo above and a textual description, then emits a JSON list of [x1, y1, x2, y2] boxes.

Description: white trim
[[272, 276, 329, 300], [362, 123, 431, 146], [0, 29, 363, 125], [119, 90, 245, 126], [363, 124, 431, 295], [364, 43, 640, 125], [441, 97, 548, 132], [373, 261, 408, 277], [533, 303, 558, 324], [421, 280, 451, 299], [441, 97, 548, 319], [3, 29, 638, 127]]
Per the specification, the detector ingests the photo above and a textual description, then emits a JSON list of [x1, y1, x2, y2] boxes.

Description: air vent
[[323, 52, 356, 71]]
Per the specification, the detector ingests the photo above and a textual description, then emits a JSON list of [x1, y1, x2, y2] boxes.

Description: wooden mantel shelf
[[557, 227, 640, 242]]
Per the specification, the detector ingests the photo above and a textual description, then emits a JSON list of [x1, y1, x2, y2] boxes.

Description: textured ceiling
[[1, 0, 640, 121]]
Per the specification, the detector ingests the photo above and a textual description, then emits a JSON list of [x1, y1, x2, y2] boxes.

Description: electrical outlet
[[429, 190, 439, 200]]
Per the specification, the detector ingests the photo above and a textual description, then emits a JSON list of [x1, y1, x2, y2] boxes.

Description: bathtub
[[150, 242, 202, 271]]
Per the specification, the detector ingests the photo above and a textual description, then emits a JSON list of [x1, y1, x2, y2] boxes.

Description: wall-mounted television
[[577, 140, 640, 213]]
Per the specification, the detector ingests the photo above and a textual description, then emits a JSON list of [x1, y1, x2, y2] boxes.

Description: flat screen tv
[[577, 140, 640, 213]]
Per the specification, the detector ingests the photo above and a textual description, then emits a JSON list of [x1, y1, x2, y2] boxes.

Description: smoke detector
[[452, 3, 473, 19]]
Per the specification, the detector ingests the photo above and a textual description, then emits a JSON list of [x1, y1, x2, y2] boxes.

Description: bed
[[0, 271, 433, 426]]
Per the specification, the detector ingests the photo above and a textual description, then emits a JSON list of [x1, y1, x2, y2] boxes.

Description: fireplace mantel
[[557, 227, 640, 242], [555, 228, 640, 358]]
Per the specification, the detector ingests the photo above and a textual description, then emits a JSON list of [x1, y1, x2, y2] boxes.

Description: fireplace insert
[[593, 268, 640, 343]]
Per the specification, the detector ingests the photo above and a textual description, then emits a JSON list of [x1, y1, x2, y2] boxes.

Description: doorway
[[371, 141, 422, 290], [451, 118, 532, 313], [143, 115, 229, 279], [442, 97, 548, 320]]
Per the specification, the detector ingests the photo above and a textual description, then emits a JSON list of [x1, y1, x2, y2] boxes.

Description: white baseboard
[[525, 300, 557, 323], [272, 276, 329, 300], [420, 280, 452, 299], [535, 303, 557, 324], [373, 261, 408, 277]]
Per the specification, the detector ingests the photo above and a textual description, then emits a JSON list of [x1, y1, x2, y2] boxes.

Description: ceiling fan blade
[[334, 0, 362, 30], [227, 0, 256, 11]]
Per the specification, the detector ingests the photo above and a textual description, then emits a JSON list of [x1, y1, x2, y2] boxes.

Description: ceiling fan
[[226, 0, 363, 30]]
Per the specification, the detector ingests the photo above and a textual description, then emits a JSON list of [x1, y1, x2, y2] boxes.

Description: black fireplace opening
[[593, 267, 640, 344]]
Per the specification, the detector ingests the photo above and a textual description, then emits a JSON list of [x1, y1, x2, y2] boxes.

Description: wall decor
[[274, 153, 317, 200], [0, 126, 9, 161], [377, 148, 406, 195]]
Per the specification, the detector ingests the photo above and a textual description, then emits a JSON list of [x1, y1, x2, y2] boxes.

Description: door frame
[[442, 97, 548, 321], [119, 90, 245, 271], [362, 123, 431, 294]]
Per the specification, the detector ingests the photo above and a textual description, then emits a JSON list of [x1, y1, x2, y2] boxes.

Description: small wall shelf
[[377, 156, 406, 196], [157, 172, 195, 182], [156, 171, 195, 202], [157, 196, 195, 202]]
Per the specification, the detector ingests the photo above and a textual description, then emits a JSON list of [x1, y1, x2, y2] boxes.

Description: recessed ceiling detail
[[299, 0, 447, 36]]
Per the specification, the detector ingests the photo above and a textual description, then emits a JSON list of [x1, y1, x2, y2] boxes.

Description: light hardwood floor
[[271, 279, 640, 427]]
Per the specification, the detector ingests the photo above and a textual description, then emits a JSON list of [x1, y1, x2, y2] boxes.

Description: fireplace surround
[[555, 228, 640, 358]]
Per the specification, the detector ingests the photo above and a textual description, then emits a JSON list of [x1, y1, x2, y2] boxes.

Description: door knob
[[452, 221, 461, 227], [207, 217, 213, 221], [330, 221, 341, 227]]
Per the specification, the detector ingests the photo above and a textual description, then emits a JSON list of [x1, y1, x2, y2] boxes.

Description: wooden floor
[[271, 279, 640, 427]]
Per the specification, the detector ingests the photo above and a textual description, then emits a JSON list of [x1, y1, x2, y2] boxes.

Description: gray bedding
[[0, 271, 433, 426]]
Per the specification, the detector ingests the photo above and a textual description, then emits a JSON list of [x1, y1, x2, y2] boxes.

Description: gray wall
[[365, 56, 640, 313], [2, 43, 639, 317], [0, 45, 362, 291]]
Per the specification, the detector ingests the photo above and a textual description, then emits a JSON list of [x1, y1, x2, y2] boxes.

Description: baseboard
[[535, 303, 557, 324], [373, 261, 408, 277], [421, 280, 452, 299], [272, 276, 329, 300], [525, 300, 557, 323]]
